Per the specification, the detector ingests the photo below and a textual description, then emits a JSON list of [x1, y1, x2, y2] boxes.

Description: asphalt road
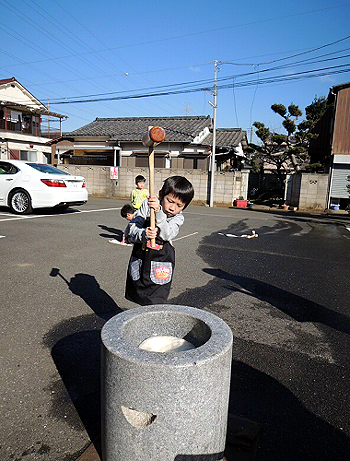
[[0, 198, 350, 461]]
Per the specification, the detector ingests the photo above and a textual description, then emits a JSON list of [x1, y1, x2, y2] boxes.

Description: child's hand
[[145, 226, 158, 240], [148, 195, 161, 212]]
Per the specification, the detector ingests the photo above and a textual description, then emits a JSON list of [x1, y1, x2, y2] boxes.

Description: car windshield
[[27, 163, 69, 175]]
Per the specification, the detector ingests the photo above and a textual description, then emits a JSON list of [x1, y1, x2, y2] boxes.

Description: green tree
[[249, 97, 330, 184]]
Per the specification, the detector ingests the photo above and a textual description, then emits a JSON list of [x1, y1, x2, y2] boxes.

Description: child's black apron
[[125, 236, 175, 306]]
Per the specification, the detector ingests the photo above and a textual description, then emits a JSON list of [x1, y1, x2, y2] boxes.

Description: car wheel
[[9, 189, 33, 214]]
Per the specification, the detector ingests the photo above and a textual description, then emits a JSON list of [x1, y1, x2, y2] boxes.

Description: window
[[135, 155, 165, 168], [183, 157, 208, 170], [20, 151, 37, 161], [0, 162, 18, 174], [10, 110, 21, 123], [27, 163, 68, 175], [22, 115, 32, 133]]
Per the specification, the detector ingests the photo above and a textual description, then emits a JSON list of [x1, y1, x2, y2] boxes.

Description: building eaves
[[0, 100, 67, 119], [330, 81, 350, 94], [68, 116, 212, 142], [0, 77, 67, 119], [0, 77, 17, 86]]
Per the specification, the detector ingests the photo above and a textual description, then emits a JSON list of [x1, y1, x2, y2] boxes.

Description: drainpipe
[[113, 146, 121, 166]]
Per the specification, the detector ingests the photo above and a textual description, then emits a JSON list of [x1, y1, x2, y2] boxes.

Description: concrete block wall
[[58, 165, 248, 206], [298, 173, 329, 211], [288, 173, 329, 210], [59, 165, 328, 210]]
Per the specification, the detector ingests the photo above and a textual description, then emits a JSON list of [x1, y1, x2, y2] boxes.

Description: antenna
[[181, 102, 195, 116]]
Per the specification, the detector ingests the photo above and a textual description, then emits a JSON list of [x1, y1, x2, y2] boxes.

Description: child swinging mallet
[[125, 175, 194, 305]]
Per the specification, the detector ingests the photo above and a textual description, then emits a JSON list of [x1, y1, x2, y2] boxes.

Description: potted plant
[[233, 196, 248, 208]]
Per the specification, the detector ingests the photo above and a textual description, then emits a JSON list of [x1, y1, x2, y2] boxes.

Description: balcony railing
[[0, 118, 41, 136]]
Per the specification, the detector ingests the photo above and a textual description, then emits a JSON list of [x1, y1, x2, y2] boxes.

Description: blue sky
[[1, 0, 350, 142]]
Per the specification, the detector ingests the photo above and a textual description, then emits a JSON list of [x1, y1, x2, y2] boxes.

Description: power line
[[21, 38, 348, 105], [42, 52, 350, 105], [4, 4, 349, 67], [47, 65, 350, 106]]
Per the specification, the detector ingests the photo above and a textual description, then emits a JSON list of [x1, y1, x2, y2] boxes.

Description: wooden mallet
[[142, 126, 166, 247]]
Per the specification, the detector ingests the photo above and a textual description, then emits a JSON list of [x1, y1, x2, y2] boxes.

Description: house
[[326, 82, 350, 208], [0, 77, 67, 163], [308, 81, 350, 208], [51, 116, 247, 171]]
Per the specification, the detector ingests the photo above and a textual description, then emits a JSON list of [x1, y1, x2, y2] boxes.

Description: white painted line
[[0, 207, 121, 222], [173, 231, 198, 241], [0, 235, 5, 238], [0, 215, 37, 222], [78, 207, 121, 213]]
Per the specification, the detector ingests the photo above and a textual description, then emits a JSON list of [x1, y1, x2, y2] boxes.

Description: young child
[[130, 175, 149, 210], [125, 176, 194, 305], [109, 204, 135, 245], [120, 203, 135, 244]]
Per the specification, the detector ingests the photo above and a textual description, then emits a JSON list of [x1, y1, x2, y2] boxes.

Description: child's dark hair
[[135, 175, 146, 184], [121, 203, 134, 218], [160, 176, 194, 209]]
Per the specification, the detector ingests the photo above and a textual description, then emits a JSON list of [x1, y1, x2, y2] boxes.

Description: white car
[[0, 160, 88, 214]]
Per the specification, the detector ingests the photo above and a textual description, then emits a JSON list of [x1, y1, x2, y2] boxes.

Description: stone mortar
[[101, 304, 233, 461]]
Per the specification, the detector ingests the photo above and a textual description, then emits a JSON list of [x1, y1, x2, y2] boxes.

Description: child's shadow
[[50, 268, 122, 320], [45, 269, 123, 451], [98, 224, 123, 241]]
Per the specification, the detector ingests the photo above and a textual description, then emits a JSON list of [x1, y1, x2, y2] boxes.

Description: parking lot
[[1, 197, 350, 461]]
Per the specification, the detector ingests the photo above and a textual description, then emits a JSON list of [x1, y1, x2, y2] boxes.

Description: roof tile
[[67, 116, 246, 148], [203, 128, 247, 147], [69, 116, 212, 142]]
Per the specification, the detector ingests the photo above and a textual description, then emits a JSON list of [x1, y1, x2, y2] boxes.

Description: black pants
[[125, 239, 175, 306]]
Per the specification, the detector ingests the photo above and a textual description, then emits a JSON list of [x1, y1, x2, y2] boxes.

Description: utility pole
[[209, 60, 218, 207], [47, 99, 50, 138]]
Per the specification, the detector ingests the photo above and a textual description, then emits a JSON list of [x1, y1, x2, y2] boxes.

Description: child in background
[[130, 175, 149, 210], [125, 176, 194, 305], [109, 204, 135, 245]]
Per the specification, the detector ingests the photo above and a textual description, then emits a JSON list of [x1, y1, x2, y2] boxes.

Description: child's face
[[137, 181, 145, 190], [126, 213, 134, 221], [160, 193, 185, 217]]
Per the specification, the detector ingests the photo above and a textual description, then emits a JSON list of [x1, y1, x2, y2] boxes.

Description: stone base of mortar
[[75, 413, 261, 461]]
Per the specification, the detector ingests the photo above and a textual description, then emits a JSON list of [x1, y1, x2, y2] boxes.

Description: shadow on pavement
[[49, 269, 122, 320], [44, 269, 350, 461], [98, 224, 124, 241], [229, 360, 350, 461], [170, 271, 350, 460], [171, 268, 350, 337], [204, 268, 350, 336], [44, 270, 123, 457]]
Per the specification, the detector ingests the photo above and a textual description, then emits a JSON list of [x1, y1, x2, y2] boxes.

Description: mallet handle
[[142, 126, 165, 249], [149, 145, 156, 248]]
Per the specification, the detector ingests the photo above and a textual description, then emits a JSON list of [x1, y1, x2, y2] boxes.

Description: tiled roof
[[69, 116, 212, 142], [203, 128, 247, 148]]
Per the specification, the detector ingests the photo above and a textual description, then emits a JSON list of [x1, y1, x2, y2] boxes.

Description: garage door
[[330, 164, 350, 199]]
